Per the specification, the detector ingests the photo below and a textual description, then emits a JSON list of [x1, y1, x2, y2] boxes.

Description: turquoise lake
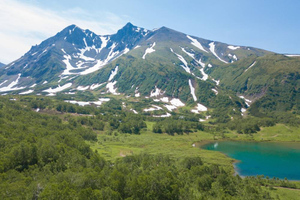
[[202, 141, 300, 180]]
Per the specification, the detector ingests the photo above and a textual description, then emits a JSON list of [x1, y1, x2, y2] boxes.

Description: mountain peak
[[118, 22, 139, 32], [65, 24, 77, 30], [60, 24, 84, 34], [124, 22, 134, 28], [157, 26, 180, 33]]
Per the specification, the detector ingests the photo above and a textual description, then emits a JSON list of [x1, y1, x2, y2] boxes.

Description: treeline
[[250, 103, 300, 126], [152, 118, 204, 135], [18, 96, 147, 134], [226, 117, 276, 134]]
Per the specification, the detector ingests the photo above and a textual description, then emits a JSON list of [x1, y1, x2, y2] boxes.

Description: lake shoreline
[[197, 138, 300, 146], [199, 139, 300, 183]]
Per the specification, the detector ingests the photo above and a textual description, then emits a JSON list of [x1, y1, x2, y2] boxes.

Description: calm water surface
[[202, 141, 300, 180]]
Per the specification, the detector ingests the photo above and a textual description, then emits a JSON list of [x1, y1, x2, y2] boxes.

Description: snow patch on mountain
[[150, 86, 164, 97], [106, 81, 120, 95], [134, 87, 140, 97], [61, 49, 67, 54], [77, 47, 95, 62], [123, 48, 130, 54], [130, 109, 138, 114], [61, 54, 76, 75], [153, 97, 169, 103], [79, 42, 119, 75], [77, 86, 90, 91], [181, 47, 208, 80], [239, 96, 252, 107], [244, 61, 256, 72], [164, 105, 177, 112], [19, 90, 34, 95], [108, 66, 119, 82], [212, 88, 218, 95], [83, 38, 88, 47], [106, 43, 119, 61], [58, 75, 70, 83], [228, 45, 240, 50], [209, 42, 228, 64], [93, 98, 111, 106], [65, 98, 110, 107], [158, 98, 185, 112], [153, 113, 171, 118], [170, 98, 185, 107], [134, 45, 141, 49], [79, 60, 102, 75], [213, 79, 220, 85], [143, 105, 163, 112], [187, 35, 208, 53], [191, 103, 208, 113], [0, 74, 25, 92], [172, 50, 191, 73], [30, 83, 37, 88], [199, 68, 208, 81], [65, 100, 90, 106], [135, 93, 140, 97], [90, 83, 105, 90], [241, 108, 247, 116], [181, 47, 195, 59], [189, 79, 197, 101], [0, 80, 8, 87], [43, 83, 72, 95], [99, 36, 109, 53], [142, 42, 156, 59], [160, 97, 169, 103]]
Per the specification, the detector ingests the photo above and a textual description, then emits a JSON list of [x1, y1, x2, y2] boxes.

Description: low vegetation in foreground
[[0, 95, 299, 199]]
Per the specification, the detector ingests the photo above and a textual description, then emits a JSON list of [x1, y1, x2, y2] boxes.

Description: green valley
[[0, 95, 299, 199]]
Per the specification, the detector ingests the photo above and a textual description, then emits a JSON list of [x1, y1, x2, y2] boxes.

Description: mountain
[[0, 22, 299, 119], [0, 23, 149, 86], [0, 62, 5, 68], [210, 54, 300, 116]]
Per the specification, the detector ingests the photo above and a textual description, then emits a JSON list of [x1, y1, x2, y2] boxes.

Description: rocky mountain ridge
[[0, 22, 298, 118]]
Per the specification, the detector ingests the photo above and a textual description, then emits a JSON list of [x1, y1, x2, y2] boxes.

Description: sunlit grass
[[224, 124, 300, 142], [88, 125, 234, 169]]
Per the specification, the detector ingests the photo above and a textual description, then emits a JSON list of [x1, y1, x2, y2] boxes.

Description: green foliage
[[211, 54, 300, 118], [152, 118, 204, 135], [118, 115, 146, 134], [0, 95, 298, 199]]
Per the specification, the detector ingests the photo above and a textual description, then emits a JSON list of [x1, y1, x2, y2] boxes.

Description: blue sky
[[0, 0, 299, 63]]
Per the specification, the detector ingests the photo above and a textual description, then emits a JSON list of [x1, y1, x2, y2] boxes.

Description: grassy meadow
[[87, 121, 300, 199]]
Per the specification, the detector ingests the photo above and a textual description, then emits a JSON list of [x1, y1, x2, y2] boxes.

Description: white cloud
[[0, 0, 128, 63]]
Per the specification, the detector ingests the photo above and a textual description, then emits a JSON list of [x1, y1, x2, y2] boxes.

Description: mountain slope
[[0, 62, 5, 68], [0, 23, 269, 94], [1, 22, 298, 119], [73, 26, 270, 100], [0, 23, 149, 90], [210, 54, 300, 116]]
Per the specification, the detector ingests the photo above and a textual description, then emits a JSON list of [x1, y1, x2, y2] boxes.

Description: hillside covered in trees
[[0, 96, 299, 199]]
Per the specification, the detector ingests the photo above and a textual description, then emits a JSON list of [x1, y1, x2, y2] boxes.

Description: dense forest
[[0, 96, 298, 199]]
